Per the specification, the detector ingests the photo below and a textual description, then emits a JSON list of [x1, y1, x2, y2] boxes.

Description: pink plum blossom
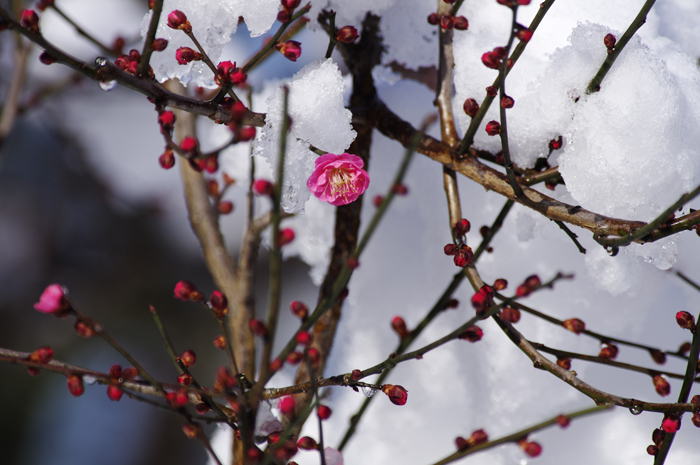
[[33, 284, 69, 314], [306, 153, 369, 206]]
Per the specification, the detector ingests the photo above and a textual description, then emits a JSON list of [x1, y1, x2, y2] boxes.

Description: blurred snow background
[[2, 0, 700, 464]]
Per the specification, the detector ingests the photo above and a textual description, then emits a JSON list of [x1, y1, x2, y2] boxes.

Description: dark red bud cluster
[[515, 274, 541, 297], [216, 61, 247, 87], [481, 47, 512, 70], [471, 285, 495, 316], [297, 436, 318, 450], [453, 245, 473, 267], [382, 384, 408, 405], [115, 49, 144, 75], [562, 318, 585, 335], [459, 325, 483, 342], [178, 373, 193, 386], [463, 98, 479, 117], [455, 429, 489, 451]]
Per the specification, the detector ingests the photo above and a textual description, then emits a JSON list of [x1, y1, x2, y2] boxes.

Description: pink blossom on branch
[[307, 153, 370, 206], [33, 284, 70, 314]]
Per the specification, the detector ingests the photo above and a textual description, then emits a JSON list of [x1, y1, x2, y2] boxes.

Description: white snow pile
[[140, 0, 279, 86], [252, 58, 356, 213]]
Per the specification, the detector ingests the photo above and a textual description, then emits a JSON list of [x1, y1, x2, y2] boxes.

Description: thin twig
[[553, 220, 586, 254], [137, 0, 164, 76]]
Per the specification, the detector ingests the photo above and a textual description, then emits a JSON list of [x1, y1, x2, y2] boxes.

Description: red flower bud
[[455, 436, 468, 451], [662, 416, 680, 433], [277, 40, 301, 61], [67, 374, 84, 396], [647, 445, 659, 456], [121, 367, 138, 380], [180, 136, 197, 153], [317, 404, 332, 419], [213, 335, 226, 350], [391, 316, 409, 339], [649, 349, 666, 365], [444, 243, 456, 255], [440, 14, 454, 30], [39, 52, 57, 65], [281, 0, 301, 9], [471, 285, 495, 315], [351, 369, 362, 380], [175, 47, 202, 65], [519, 440, 542, 457], [106, 385, 124, 401], [652, 428, 665, 445], [604, 33, 616, 49], [249, 319, 267, 337], [485, 86, 498, 97], [556, 415, 570, 428], [108, 364, 122, 379], [392, 183, 409, 195], [182, 423, 200, 439], [218, 200, 234, 214], [178, 373, 193, 386], [557, 357, 571, 370], [500, 306, 521, 323], [481, 52, 500, 70], [180, 349, 196, 367], [373, 195, 384, 207], [286, 351, 303, 365], [296, 330, 311, 346], [468, 429, 488, 447], [453, 245, 473, 267], [158, 111, 176, 132], [74, 320, 96, 338], [159, 148, 175, 169], [21, 10, 40, 33], [307, 347, 320, 366], [336, 25, 358, 43], [382, 384, 408, 405], [237, 126, 256, 141], [459, 325, 483, 342], [493, 278, 508, 291], [454, 218, 471, 235], [446, 298, 460, 308], [463, 98, 479, 117], [485, 120, 501, 136], [598, 343, 619, 359], [151, 38, 168, 52], [515, 26, 533, 42], [678, 341, 691, 355], [290, 300, 308, 320], [653, 374, 670, 397], [549, 136, 563, 150], [29, 346, 54, 364], [167, 10, 192, 33], [209, 290, 228, 316], [500, 96, 515, 109], [692, 412, 700, 428], [269, 358, 283, 372], [297, 436, 318, 450], [215, 60, 238, 86], [427, 13, 440, 25], [253, 179, 274, 196], [454, 16, 469, 31], [346, 257, 360, 269], [562, 318, 585, 335], [278, 228, 295, 246], [174, 280, 199, 301], [675, 311, 696, 331]]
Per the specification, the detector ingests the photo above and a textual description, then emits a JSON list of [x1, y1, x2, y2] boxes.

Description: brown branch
[[0, 29, 30, 153]]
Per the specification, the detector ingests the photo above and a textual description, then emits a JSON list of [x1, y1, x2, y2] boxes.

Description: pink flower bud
[[21, 10, 40, 33], [604, 33, 616, 49], [382, 384, 408, 405], [471, 285, 495, 315], [515, 26, 533, 42], [653, 374, 670, 397], [463, 98, 479, 117], [549, 136, 563, 150], [562, 318, 585, 335], [453, 245, 473, 267], [296, 330, 311, 346], [281, 0, 301, 9], [167, 10, 191, 33], [180, 136, 197, 153], [307, 153, 370, 206], [454, 16, 469, 30], [174, 280, 199, 301], [253, 179, 274, 196], [336, 26, 358, 43], [180, 349, 196, 367], [520, 440, 542, 457], [662, 416, 680, 433], [459, 325, 483, 342], [351, 369, 362, 380], [276, 40, 301, 61], [106, 385, 124, 401], [67, 374, 84, 396], [209, 290, 228, 315], [391, 316, 409, 339], [286, 351, 303, 365], [278, 228, 295, 246], [34, 284, 70, 314], [237, 126, 256, 141], [317, 404, 332, 419], [290, 300, 308, 319], [151, 38, 168, 52], [249, 318, 267, 337], [158, 111, 176, 132], [485, 120, 501, 136], [178, 373, 193, 386], [481, 52, 500, 69], [675, 311, 696, 331]]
